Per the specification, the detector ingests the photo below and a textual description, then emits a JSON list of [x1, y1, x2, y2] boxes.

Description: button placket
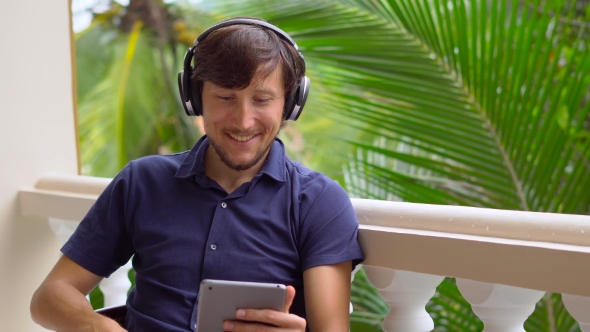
[[205, 201, 225, 261]]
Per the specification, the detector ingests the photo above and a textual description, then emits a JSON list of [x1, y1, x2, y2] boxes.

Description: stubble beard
[[208, 134, 276, 171]]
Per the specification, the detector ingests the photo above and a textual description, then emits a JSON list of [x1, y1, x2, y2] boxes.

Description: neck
[[204, 146, 268, 194]]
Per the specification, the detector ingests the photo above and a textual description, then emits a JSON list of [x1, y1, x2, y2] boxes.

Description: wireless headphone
[[177, 18, 310, 121]]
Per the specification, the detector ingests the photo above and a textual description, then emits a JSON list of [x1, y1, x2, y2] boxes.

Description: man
[[31, 17, 364, 331]]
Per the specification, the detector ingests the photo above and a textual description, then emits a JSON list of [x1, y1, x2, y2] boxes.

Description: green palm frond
[[78, 22, 164, 176], [211, 0, 590, 214], [207, 0, 589, 330], [76, 3, 210, 177], [76, 0, 589, 329]]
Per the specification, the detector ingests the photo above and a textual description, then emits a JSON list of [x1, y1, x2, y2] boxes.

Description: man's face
[[201, 67, 285, 171]]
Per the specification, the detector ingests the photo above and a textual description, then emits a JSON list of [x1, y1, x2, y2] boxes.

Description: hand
[[222, 285, 306, 331]]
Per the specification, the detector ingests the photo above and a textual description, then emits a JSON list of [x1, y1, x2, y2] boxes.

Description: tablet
[[195, 279, 287, 331]]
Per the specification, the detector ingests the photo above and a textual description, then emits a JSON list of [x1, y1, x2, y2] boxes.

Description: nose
[[233, 99, 256, 130]]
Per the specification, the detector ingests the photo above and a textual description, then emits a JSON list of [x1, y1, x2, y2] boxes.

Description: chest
[[127, 180, 302, 291]]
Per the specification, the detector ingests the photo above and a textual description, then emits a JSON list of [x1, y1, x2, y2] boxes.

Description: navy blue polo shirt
[[62, 136, 364, 331]]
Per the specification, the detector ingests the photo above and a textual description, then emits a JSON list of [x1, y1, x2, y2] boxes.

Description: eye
[[254, 98, 271, 104], [217, 95, 233, 101]]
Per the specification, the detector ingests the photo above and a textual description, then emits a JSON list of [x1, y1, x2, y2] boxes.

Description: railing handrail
[[34, 172, 111, 195], [20, 174, 590, 296], [352, 198, 590, 247]]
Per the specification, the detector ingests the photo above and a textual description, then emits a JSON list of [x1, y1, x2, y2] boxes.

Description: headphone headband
[[195, 18, 299, 50], [177, 18, 310, 120]]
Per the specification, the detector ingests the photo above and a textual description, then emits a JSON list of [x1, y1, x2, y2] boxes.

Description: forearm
[[31, 280, 122, 332]]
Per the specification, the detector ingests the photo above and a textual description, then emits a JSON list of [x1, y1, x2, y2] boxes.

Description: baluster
[[456, 279, 544, 332], [364, 266, 444, 332], [562, 294, 590, 332], [48, 218, 80, 243], [350, 264, 362, 314], [48, 218, 133, 306], [99, 260, 133, 307]]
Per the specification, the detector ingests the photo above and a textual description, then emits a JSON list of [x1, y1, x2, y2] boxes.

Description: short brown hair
[[191, 18, 305, 109]]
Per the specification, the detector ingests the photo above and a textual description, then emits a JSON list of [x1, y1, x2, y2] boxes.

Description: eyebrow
[[253, 88, 281, 96], [208, 82, 282, 96]]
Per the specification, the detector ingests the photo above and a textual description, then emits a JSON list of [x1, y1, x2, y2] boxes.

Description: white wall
[[0, 0, 78, 330]]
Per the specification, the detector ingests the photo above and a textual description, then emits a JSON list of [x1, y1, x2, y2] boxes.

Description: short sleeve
[[61, 164, 135, 277], [297, 178, 365, 271]]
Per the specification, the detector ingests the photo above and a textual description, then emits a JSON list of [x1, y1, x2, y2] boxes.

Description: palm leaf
[[78, 22, 163, 176], [76, 0, 589, 328], [76, 5, 207, 177], [203, 0, 589, 330]]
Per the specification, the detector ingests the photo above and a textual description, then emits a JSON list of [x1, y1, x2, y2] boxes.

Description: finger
[[230, 308, 304, 328], [223, 319, 280, 332], [224, 314, 306, 332], [283, 285, 296, 313]]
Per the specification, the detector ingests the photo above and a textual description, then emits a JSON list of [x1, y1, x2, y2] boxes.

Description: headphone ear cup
[[190, 77, 202, 116], [283, 90, 296, 120], [178, 70, 195, 116], [177, 66, 203, 117], [283, 76, 309, 121]]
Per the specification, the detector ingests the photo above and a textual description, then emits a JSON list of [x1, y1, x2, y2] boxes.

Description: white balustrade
[[19, 174, 590, 330], [48, 218, 81, 244], [456, 279, 545, 332], [364, 266, 444, 332], [350, 264, 362, 314], [562, 294, 590, 332], [99, 260, 133, 307], [45, 217, 133, 307]]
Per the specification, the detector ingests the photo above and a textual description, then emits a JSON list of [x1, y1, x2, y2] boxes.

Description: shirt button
[[210, 244, 217, 250], [221, 202, 227, 208]]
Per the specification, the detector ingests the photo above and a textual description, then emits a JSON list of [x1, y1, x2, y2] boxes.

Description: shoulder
[[287, 158, 345, 191], [285, 158, 364, 270], [122, 151, 189, 179], [130, 151, 189, 173], [106, 152, 190, 194], [285, 158, 352, 213]]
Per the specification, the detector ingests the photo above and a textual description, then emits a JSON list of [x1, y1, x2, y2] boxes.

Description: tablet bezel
[[195, 279, 287, 331]]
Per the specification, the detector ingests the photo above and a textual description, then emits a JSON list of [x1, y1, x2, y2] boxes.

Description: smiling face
[[201, 66, 285, 171]]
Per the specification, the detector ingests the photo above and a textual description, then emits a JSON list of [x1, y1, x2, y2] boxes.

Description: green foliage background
[[76, 0, 590, 330]]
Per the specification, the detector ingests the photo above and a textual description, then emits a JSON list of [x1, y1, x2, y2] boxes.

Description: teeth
[[229, 134, 255, 142]]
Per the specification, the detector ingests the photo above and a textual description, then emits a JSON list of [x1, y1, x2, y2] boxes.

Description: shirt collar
[[174, 135, 286, 183]]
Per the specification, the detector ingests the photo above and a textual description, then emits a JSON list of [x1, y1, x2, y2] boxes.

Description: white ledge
[[20, 173, 110, 221], [19, 174, 590, 297], [20, 188, 98, 221], [358, 225, 590, 297], [34, 172, 111, 195], [351, 198, 590, 247], [352, 198, 590, 296]]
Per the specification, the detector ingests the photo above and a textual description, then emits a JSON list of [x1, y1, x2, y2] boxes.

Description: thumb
[[283, 285, 296, 313]]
